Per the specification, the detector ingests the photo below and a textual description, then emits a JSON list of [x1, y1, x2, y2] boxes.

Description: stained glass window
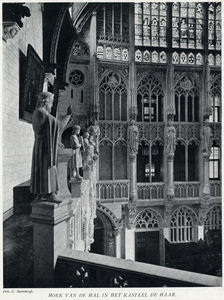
[[135, 2, 167, 47], [208, 2, 221, 50], [96, 4, 129, 41], [172, 2, 203, 49]]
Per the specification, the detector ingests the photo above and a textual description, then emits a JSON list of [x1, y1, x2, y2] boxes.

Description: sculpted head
[[36, 92, 54, 113], [73, 125, 81, 135]]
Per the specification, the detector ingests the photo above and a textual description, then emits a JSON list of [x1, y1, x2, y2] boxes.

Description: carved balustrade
[[174, 182, 200, 199], [96, 180, 130, 201], [174, 122, 200, 143], [99, 121, 128, 142], [137, 183, 165, 200], [210, 181, 221, 197]]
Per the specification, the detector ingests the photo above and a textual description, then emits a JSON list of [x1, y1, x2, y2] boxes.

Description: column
[[167, 154, 175, 199], [125, 227, 135, 260], [128, 121, 139, 203], [129, 153, 138, 202], [202, 152, 210, 195], [115, 233, 121, 259], [165, 118, 176, 200]]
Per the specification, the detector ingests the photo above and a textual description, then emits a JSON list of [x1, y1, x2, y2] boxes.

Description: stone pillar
[[202, 153, 210, 195], [198, 225, 204, 241], [115, 233, 121, 258], [167, 154, 175, 200], [125, 227, 135, 260], [31, 198, 73, 287], [165, 117, 176, 200], [129, 153, 138, 202], [128, 120, 139, 203]]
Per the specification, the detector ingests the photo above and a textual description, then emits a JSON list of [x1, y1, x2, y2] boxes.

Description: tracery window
[[172, 2, 204, 49], [137, 74, 164, 122], [204, 206, 222, 232], [174, 76, 199, 122], [209, 145, 220, 180], [136, 209, 159, 229], [209, 75, 221, 123], [135, 2, 167, 47], [99, 72, 127, 121], [170, 208, 194, 243]]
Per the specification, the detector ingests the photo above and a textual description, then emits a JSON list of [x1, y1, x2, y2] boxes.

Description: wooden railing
[[54, 249, 222, 288]]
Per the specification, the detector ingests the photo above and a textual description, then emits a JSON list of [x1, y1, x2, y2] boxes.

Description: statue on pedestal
[[30, 92, 72, 203], [70, 125, 83, 180], [165, 120, 176, 155], [82, 131, 92, 169], [87, 119, 100, 154], [201, 119, 213, 155], [128, 120, 139, 154]]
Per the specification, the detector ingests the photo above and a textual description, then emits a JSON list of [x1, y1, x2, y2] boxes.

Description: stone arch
[[92, 205, 123, 257], [134, 207, 164, 229], [170, 206, 198, 243]]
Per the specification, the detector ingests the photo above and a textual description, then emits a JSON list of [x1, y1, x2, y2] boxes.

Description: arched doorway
[[90, 210, 116, 257], [135, 208, 161, 265]]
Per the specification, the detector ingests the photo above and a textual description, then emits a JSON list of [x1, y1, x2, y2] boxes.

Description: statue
[[201, 119, 213, 155], [165, 120, 176, 154], [30, 92, 72, 203], [82, 131, 92, 169], [87, 119, 100, 154], [128, 120, 139, 154], [70, 125, 83, 180]]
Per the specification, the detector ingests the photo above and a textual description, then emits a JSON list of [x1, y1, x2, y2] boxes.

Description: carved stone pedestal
[[57, 148, 73, 200], [70, 177, 83, 198], [31, 198, 73, 287]]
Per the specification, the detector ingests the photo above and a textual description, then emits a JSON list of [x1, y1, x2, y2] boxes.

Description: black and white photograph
[[2, 2, 223, 300]]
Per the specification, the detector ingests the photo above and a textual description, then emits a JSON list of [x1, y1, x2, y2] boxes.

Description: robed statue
[[87, 119, 100, 154], [128, 120, 139, 154], [165, 120, 176, 155], [30, 92, 72, 203], [201, 119, 213, 155]]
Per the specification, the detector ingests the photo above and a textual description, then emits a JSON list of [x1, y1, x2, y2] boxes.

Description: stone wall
[[2, 3, 43, 218]]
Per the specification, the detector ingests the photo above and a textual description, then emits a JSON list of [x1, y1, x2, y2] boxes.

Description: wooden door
[[135, 231, 160, 265]]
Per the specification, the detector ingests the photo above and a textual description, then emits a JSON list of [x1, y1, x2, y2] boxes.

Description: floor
[[3, 215, 34, 288]]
